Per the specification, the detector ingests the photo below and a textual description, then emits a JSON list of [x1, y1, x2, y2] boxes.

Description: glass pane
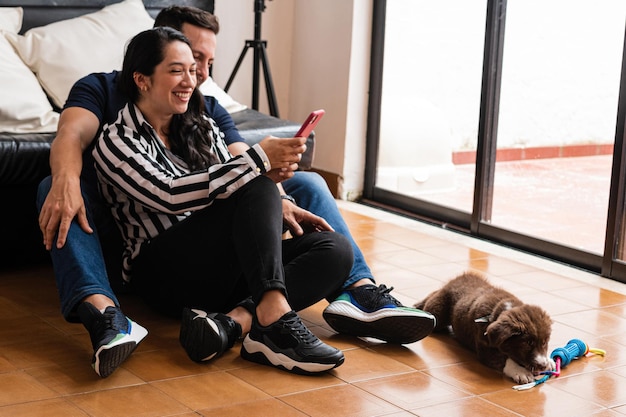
[[491, 0, 624, 254], [376, 1, 486, 213]]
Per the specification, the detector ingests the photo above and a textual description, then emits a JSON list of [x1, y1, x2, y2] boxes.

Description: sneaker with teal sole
[[322, 284, 436, 344], [78, 302, 148, 378]]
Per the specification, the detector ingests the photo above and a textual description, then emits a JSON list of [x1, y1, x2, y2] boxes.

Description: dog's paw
[[547, 357, 556, 371], [503, 358, 536, 384]]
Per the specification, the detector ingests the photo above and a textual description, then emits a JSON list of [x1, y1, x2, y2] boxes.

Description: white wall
[[211, 0, 371, 200]]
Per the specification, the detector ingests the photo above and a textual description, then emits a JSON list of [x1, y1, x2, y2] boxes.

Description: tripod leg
[[259, 41, 280, 117], [225, 42, 252, 92]]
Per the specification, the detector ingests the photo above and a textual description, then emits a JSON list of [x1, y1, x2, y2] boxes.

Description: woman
[[92, 27, 353, 374]]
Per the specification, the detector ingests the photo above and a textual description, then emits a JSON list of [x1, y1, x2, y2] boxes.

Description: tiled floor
[[1, 200, 626, 416]]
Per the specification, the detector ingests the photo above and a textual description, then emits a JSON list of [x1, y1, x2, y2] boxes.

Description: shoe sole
[[93, 319, 148, 378], [240, 336, 344, 375], [323, 301, 436, 344], [179, 308, 227, 362]]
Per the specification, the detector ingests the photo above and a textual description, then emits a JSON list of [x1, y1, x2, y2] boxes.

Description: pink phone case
[[295, 109, 325, 137]]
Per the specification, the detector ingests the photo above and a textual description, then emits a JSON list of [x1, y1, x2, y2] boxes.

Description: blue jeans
[[36, 176, 120, 322], [282, 171, 374, 289], [37, 170, 370, 322]]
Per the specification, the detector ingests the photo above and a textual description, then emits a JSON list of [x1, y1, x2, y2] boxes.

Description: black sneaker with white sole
[[241, 310, 344, 375], [179, 308, 242, 362], [77, 302, 148, 378], [323, 284, 436, 344]]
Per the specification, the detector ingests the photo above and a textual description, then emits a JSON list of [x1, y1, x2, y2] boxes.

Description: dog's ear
[[485, 320, 521, 347]]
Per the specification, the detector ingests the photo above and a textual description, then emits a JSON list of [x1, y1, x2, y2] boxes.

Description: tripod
[[224, 0, 280, 117]]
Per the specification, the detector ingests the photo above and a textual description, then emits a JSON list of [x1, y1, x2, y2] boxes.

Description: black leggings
[[131, 176, 353, 318]]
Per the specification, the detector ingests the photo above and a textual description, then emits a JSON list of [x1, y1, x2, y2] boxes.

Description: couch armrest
[[0, 132, 53, 186]]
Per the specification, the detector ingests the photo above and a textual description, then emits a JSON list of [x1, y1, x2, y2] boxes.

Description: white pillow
[[0, 7, 59, 133], [0, 6, 22, 32], [6, 0, 154, 109], [200, 76, 248, 114]]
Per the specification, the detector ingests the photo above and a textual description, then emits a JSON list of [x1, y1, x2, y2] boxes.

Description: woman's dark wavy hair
[[120, 27, 216, 171]]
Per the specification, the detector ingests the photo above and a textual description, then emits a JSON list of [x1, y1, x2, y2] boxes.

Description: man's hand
[[38, 175, 92, 250], [39, 107, 99, 250], [282, 200, 334, 236], [259, 136, 306, 172]]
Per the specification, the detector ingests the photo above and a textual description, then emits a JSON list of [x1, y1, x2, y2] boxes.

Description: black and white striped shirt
[[92, 103, 270, 281]]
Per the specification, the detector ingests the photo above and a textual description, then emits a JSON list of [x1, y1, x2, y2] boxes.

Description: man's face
[[180, 22, 217, 87]]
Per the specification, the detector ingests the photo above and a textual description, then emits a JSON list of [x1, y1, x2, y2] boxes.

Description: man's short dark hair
[[154, 5, 220, 35]]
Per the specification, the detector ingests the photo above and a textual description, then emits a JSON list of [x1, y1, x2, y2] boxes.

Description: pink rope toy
[[512, 338, 605, 390]]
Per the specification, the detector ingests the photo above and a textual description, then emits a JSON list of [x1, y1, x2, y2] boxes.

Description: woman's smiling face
[[139, 40, 197, 116]]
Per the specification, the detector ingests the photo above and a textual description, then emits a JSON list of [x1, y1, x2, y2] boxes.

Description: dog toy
[[512, 338, 605, 391]]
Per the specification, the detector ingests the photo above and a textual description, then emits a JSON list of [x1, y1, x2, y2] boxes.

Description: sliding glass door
[[364, 0, 626, 282], [375, 1, 486, 216]]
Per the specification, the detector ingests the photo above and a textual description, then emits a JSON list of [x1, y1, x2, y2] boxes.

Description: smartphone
[[295, 109, 325, 138]]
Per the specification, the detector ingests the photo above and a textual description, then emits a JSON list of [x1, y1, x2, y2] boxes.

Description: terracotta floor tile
[[369, 334, 475, 371], [554, 309, 626, 338], [228, 365, 345, 396], [557, 287, 626, 308], [505, 270, 597, 292], [150, 372, 270, 411], [0, 355, 16, 373], [354, 371, 471, 409], [371, 248, 448, 270], [458, 256, 538, 276], [423, 361, 516, 395], [482, 384, 605, 416], [418, 243, 492, 263], [549, 370, 626, 408], [590, 410, 626, 417], [0, 398, 89, 417], [332, 347, 415, 383], [0, 371, 57, 407], [121, 348, 221, 381], [410, 396, 522, 416], [25, 361, 145, 396], [200, 398, 309, 417], [1, 333, 90, 370], [279, 384, 402, 417], [69, 384, 190, 417], [4, 200, 626, 416]]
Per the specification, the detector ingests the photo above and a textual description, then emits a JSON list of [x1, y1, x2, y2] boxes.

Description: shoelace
[[372, 284, 402, 307], [100, 308, 128, 333], [281, 314, 318, 345]]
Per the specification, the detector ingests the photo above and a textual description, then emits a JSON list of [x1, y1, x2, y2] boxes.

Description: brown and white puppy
[[415, 271, 554, 384]]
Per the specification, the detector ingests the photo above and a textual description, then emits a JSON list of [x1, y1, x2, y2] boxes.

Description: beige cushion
[[0, 7, 59, 133], [0, 6, 22, 32], [6, 0, 154, 109]]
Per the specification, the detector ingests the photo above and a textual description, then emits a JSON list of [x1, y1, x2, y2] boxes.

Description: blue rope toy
[[512, 338, 605, 391]]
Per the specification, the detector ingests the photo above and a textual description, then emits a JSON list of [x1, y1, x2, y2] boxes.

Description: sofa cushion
[[0, 6, 22, 32], [0, 7, 59, 133], [5, 0, 154, 109]]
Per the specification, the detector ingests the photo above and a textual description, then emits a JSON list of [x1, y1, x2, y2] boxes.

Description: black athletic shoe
[[77, 302, 148, 378], [179, 308, 242, 362], [241, 310, 344, 375], [323, 284, 436, 344]]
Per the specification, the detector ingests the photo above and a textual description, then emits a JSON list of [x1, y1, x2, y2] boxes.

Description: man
[[37, 5, 435, 378]]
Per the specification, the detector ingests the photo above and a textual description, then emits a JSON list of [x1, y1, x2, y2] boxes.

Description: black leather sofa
[[0, 0, 314, 268]]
